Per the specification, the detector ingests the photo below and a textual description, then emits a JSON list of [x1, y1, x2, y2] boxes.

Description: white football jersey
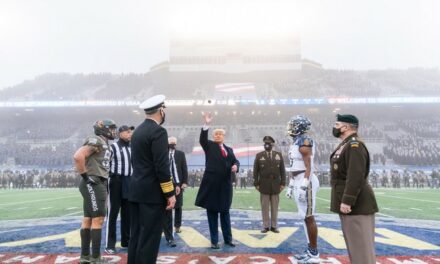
[[288, 134, 315, 173]]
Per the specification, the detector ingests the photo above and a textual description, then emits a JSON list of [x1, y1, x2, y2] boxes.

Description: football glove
[[297, 178, 310, 203]]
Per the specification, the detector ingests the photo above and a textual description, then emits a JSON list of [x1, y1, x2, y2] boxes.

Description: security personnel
[[162, 136, 188, 247], [253, 136, 286, 233], [330, 114, 378, 264], [73, 119, 116, 264], [105, 125, 134, 254], [128, 94, 176, 264]]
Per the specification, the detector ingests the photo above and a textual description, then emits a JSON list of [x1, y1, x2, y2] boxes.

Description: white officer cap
[[139, 94, 166, 112]]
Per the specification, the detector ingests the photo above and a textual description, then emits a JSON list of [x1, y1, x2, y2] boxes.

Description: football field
[[0, 187, 439, 221]]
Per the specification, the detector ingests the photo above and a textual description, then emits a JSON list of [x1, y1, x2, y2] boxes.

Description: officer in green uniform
[[253, 136, 286, 233], [74, 119, 117, 264], [330, 114, 378, 264]]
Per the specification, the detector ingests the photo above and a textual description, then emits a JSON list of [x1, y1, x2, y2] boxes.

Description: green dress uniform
[[330, 133, 378, 264], [253, 150, 286, 229]]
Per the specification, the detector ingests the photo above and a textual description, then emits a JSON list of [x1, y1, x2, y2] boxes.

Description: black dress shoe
[[270, 227, 280, 233], [225, 242, 236, 247], [211, 243, 220, 249], [167, 240, 177, 247], [261, 228, 269, 233]]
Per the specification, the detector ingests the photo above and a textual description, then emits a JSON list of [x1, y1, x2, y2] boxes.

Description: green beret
[[337, 114, 359, 126]]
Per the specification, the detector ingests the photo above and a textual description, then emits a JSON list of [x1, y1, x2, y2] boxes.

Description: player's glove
[[285, 186, 294, 199], [285, 178, 295, 199], [81, 173, 97, 185], [297, 178, 310, 203]]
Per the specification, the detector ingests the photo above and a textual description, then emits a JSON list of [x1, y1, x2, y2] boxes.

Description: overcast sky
[[1, 0, 439, 89]]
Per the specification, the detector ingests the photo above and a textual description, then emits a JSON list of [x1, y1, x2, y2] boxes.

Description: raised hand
[[203, 112, 213, 124]]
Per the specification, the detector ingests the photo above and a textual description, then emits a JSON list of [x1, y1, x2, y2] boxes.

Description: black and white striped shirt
[[110, 140, 132, 176]]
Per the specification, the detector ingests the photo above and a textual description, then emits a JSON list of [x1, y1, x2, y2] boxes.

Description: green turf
[[0, 187, 439, 221]]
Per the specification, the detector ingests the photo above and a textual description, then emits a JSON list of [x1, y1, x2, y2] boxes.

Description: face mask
[[168, 144, 176, 149], [264, 143, 273, 151], [159, 109, 166, 125], [332, 127, 342, 138]]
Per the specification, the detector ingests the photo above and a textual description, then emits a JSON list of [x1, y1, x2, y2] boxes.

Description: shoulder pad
[[84, 135, 103, 147], [296, 135, 313, 147]]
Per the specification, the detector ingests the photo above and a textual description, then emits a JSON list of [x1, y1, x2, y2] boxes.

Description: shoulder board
[[350, 142, 360, 148]]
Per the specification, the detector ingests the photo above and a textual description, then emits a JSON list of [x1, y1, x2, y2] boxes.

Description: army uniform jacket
[[330, 133, 378, 215], [253, 151, 286, 195]]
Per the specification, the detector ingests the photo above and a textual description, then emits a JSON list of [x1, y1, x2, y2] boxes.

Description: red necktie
[[220, 145, 227, 157]]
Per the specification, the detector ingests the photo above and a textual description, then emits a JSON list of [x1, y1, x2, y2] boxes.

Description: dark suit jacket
[[330, 133, 378, 215], [253, 150, 286, 195], [195, 128, 240, 212], [170, 149, 188, 208], [129, 119, 175, 204]]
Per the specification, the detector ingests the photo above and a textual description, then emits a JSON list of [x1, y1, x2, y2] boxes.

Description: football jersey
[[83, 135, 112, 178], [288, 134, 315, 173]]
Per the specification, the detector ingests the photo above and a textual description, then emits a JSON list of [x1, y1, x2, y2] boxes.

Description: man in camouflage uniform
[[74, 119, 117, 264]]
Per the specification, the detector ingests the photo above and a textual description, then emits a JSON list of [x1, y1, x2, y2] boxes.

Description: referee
[[105, 125, 134, 254]]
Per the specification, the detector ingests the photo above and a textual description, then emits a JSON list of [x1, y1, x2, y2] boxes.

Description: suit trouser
[[206, 210, 232, 244], [128, 202, 165, 264], [174, 192, 183, 228], [260, 193, 279, 228], [340, 214, 376, 264], [163, 209, 174, 241], [105, 175, 130, 249], [174, 207, 182, 228], [163, 205, 183, 241]]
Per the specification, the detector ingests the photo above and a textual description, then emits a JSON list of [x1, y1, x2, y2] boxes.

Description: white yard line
[[0, 229, 26, 234], [39, 207, 53, 210], [375, 194, 440, 204], [0, 195, 77, 206], [11, 207, 27, 211], [410, 208, 422, 211], [62, 211, 82, 217], [316, 197, 331, 202], [66, 207, 78, 210], [377, 212, 394, 218]]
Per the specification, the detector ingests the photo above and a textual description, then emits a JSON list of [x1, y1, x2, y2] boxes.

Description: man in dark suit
[[162, 136, 188, 247], [330, 114, 378, 264], [128, 94, 176, 264], [195, 112, 240, 249], [253, 136, 286, 233]]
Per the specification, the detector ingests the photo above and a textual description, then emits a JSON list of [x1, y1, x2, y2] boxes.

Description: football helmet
[[93, 119, 117, 140], [287, 115, 311, 137]]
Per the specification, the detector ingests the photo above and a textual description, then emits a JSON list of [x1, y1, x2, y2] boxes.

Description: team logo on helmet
[[93, 119, 117, 140], [286, 115, 311, 137]]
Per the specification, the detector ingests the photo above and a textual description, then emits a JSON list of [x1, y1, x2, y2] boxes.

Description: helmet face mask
[[94, 119, 117, 140], [287, 115, 311, 137]]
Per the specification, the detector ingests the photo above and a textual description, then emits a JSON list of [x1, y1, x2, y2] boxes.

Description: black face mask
[[160, 109, 166, 125], [264, 143, 273, 151], [332, 127, 342, 138], [168, 144, 176, 149]]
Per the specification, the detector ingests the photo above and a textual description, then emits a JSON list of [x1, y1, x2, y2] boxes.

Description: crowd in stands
[[0, 169, 78, 189], [1, 105, 439, 168], [2, 69, 440, 101]]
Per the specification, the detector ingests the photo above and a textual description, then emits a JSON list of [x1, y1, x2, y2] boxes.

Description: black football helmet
[[93, 119, 117, 139], [286, 115, 311, 137]]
